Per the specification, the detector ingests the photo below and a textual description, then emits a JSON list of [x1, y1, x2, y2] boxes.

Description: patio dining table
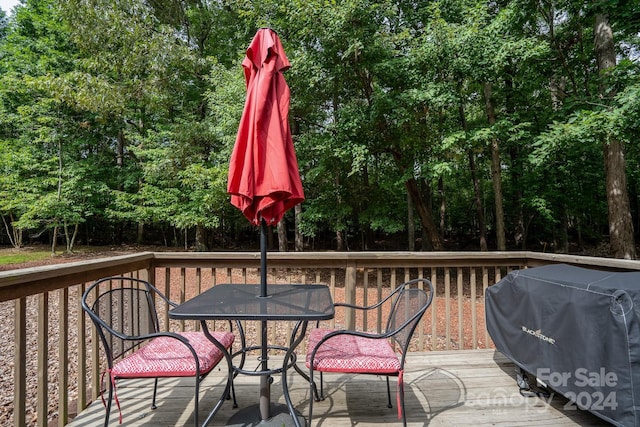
[[169, 283, 334, 427]]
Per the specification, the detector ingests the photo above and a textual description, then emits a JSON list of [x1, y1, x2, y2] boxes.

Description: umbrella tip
[[259, 26, 277, 34]]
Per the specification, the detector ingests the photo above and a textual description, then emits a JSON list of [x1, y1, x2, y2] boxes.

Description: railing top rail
[[1, 250, 639, 302], [150, 250, 532, 268], [0, 252, 155, 302], [525, 252, 640, 271], [150, 250, 640, 269]]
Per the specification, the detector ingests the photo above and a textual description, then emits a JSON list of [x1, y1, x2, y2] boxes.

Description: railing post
[[345, 262, 357, 330], [143, 265, 155, 284], [37, 293, 48, 427], [14, 297, 26, 427]]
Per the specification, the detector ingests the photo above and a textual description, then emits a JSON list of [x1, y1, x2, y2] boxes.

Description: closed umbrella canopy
[[227, 28, 304, 226]]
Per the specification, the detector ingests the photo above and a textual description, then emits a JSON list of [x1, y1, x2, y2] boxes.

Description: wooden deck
[[66, 349, 609, 426]]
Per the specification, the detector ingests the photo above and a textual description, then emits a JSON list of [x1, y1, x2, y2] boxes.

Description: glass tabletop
[[169, 283, 335, 321]]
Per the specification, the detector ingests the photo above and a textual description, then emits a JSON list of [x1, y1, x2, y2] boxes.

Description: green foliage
[[0, 0, 638, 252]]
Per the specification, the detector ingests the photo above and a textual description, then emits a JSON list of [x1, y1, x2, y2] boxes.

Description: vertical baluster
[[458, 268, 464, 349], [362, 268, 369, 332], [345, 263, 357, 330], [195, 268, 202, 331], [58, 288, 69, 426], [91, 284, 100, 402], [163, 268, 171, 331], [15, 297, 26, 427], [37, 293, 48, 427], [445, 267, 451, 350], [77, 283, 87, 411], [483, 267, 490, 349], [180, 268, 186, 331], [330, 269, 336, 329], [376, 269, 383, 334], [417, 268, 425, 351], [431, 269, 437, 351], [470, 268, 478, 349]]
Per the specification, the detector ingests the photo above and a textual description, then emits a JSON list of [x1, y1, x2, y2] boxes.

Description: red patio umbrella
[[226, 28, 305, 425], [228, 28, 304, 227]]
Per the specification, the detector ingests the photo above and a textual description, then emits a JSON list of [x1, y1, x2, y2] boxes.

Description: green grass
[[0, 250, 53, 265]]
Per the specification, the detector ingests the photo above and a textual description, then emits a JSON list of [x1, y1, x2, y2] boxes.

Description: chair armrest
[[145, 282, 179, 308], [317, 328, 391, 342], [117, 330, 194, 344], [333, 288, 398, 312]]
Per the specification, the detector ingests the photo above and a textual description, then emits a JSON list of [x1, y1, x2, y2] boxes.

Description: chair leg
[[309, 370, 315, 426], [386, 376, 392, 408], [231, 376, 238, 408], [310, 379, 322, 402], [104, 382, 113, 427], [151, 377, 159, 409], [399, 378, 407, 427], [194, 376, 200, 427]]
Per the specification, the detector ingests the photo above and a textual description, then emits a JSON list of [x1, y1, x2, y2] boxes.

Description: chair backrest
[[81, 277, 167, 368], [385, 278, 434, 361]]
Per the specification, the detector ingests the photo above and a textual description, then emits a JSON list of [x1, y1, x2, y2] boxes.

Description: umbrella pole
[[260, 219, 268, 297], [259, 219, 270, 420]]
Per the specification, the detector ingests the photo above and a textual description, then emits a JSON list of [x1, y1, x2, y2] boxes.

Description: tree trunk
[[63, 221, 71, 253], [115, 129, 125, 245], [64, 222, 79, 253], [2, 215, 22, 248], [137, 222, 144, 244], [405, 178, 444, 250], [407, 192, 415, 251], [267, 225, 274, 250], [294, 204, 303, 251], [469, 151, 488, 251], [594, 13, 636, 259], [277, 219, 287, 251], [505, 72, 525, 249], [51, 226, 58, 255], [438, 176, 445, 235], [484, 83, 506, 251], [421, 227, 430, 251], [559, 204, 569, 253], [336, 230, 345, 251], [334, 170, 346, 251], [460, 102, 488, 251], [195, 223, 207, 251], [421, 180, 432, 251]]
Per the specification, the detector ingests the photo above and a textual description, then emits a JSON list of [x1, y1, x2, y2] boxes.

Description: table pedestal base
[[225, 403, 305, 426]]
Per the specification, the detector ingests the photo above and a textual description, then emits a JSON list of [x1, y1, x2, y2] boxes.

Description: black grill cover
[[486, 263, 640, 426]]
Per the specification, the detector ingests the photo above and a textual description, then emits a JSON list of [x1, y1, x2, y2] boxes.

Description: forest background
[[0, 0, 639, 259]]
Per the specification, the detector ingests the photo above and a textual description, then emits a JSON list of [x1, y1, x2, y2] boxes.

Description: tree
[[594, 12, 636, 259], [0, 0, 98, 253]]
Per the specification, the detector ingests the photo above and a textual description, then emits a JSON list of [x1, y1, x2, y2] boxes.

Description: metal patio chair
[[81, 276, 236, 426], [305, 277, 434, 426]]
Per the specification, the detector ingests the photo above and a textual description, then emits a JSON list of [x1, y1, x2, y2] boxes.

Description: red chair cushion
[[111, 331, 234, 378], [306, 328, 401, 374]]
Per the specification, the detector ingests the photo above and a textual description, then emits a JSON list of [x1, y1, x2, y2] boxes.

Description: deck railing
[[2, 250, 639, 427]]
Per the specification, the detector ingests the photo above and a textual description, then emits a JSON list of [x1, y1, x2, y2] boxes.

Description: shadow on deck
[[66, 350, 609, 426]]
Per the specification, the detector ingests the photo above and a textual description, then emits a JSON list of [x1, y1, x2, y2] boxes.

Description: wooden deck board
[[66, 350, 610, 426]]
